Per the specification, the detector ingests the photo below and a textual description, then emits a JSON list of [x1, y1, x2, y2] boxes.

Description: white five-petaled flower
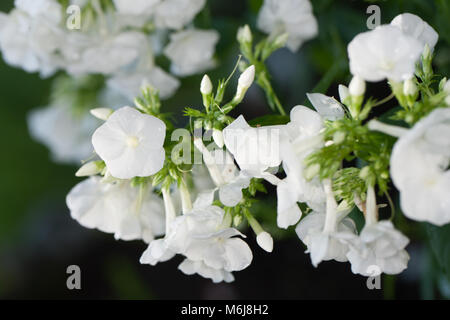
[[390, 13, 438, 52], [257, 0, 318, 52], [390, 108, 450, 226], [346, 185, 410, 276], [66, 176, 165, 243], [295, 181, 357, 267], [348, 25, 423, 82], [223, 115, 282, 184], [140, 192, 253, 283], [164, 29, 219, 77], [92, 106, 166, 179]]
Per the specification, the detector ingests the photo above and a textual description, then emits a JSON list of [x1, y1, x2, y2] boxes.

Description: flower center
[[379, 59, 394, 71], [126, 135, 139, 148]]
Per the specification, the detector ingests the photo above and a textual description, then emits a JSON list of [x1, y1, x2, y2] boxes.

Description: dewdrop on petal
[[256, 231, 273, 253], [200, 74, 213, 95], [90, 108, 113, 121]]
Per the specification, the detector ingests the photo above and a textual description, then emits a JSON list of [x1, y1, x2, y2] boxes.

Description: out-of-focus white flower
[[257, 0, 318, 52], [391, 13, 438, 52], [164, 29, 219, 77], [154, 0, 206, 30], [390, 108, 450, 226], [28, 103, 99, 163], [92, 107, 166, 179], [0, 4, 63, 77], [276, 105, 326, 228], [65, 31, 148, 76], [15, 0, 62, 22], [107, 66, 180, 100], [66, 176, 165, 243], [113, 0, 161, 16], [296, 181, 357, 267], [348, 25, 423, 82], [347, 185, 409, 276], [154, 0, 200, 29]]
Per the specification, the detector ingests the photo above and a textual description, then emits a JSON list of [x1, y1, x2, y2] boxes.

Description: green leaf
[[248, 114, 290, 126], [426, 223, 450, 281]]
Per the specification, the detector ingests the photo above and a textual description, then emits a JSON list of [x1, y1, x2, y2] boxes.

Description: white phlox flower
[[223, 115, 282, 185], [390, 108, 450, 226], [348, 25, 424, 82], [140, 189, 253, 283], [276, 105, 327, 228], [295, 180, 357, 267], [257, 0, 318, 52], [27, 102, 99, 163], [164, 29, 219, 77], [193, 139, 251, 207], [66, 176, 165, 243], [92, 106, 166, 179], [346, 185, 410, 276]]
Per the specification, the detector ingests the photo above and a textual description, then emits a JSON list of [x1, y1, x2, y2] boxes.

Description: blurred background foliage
[[0, 0, 449, 299]]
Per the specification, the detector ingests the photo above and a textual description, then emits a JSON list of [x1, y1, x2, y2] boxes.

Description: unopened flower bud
[[235, 65, 255, 100], [90, 108, 113, 121], [256, 231, 273, 253], [349, 76, 366, 96], [75, 161, 103, 177], [305, 163, 320, 180], [212, 128, 224, 148], [444, 79, 450, 94], [403, 78, 417, 96], [237, 25, 252, 43], [338, 85, 350, 103], [273, 32, 289, 48], [200, 74, 213, 95]]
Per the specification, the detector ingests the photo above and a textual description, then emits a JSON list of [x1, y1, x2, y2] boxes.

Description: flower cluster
[[63, 10, 450, 282], [3, 0, 445, 283], [0, 0, 218, 163]]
